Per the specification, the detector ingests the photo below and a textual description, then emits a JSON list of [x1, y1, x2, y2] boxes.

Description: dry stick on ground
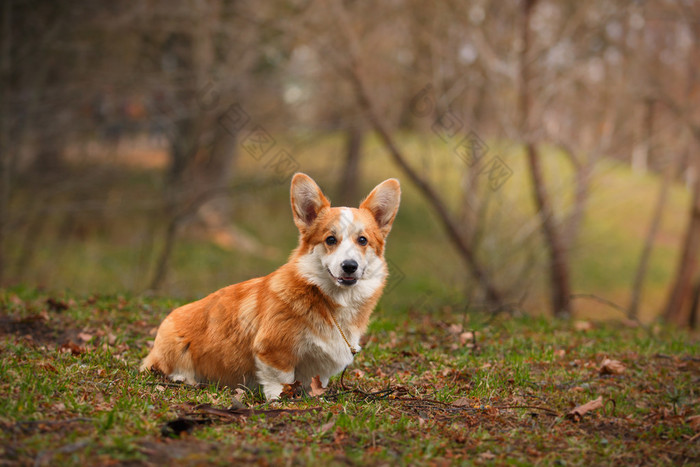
[[329, 4, 504, 308], [15, 418, 94, 429], [336, 368, 561, 417]]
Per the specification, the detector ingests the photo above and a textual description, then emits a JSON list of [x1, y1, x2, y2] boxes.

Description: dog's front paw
[[262, 383, 283, 401], [255, 356, 295, 400]]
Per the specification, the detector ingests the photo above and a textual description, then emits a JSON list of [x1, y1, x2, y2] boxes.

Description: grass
[[1, 288, 698, 465]]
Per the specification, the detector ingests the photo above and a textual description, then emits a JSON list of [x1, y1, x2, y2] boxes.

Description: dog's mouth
[[327, 268, 357, 286]]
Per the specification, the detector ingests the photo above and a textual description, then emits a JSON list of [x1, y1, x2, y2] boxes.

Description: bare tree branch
[[330, 2, 505, 307]]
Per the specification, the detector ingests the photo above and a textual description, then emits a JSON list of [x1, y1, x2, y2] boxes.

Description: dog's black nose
[[341, 260, 358, 274]]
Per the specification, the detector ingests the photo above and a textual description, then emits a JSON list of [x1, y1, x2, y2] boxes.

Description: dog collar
[[329, 312, 358, 355]]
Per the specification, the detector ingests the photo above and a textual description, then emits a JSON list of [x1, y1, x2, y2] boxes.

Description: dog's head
[[291, 173, 400, 301]]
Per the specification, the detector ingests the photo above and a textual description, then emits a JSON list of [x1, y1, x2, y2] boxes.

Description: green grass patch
[[1, 289, 697, 465]]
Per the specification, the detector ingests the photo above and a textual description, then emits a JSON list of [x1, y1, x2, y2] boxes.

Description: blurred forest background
[[1, 0, 699, 328]]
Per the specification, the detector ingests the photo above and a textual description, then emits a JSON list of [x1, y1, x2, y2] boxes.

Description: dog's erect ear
[[360, 178, 401, 236], [290, 173, 330, 231]]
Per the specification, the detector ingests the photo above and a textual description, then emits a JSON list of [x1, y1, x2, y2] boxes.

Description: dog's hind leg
[[141, 317, 197, 385]]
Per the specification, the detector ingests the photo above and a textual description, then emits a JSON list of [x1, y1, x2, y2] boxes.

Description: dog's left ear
[[360, 179, 401, 236], [290, 173, 331, 232]]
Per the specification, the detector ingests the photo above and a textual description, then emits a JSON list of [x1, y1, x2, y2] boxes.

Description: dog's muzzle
[[327, 268, 358, 286]]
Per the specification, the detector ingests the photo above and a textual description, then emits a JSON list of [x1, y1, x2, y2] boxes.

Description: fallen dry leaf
[[46, 298, 69, 312], [479, 451, 496, 460], [9, 294, 23, 306], [107, 333, 117, 345], [599, 358, 626, 375], [78, 332, 93, 342], [567, 396, 604, 422], [320, 420, 335, 433], [351, 369, 365, 378], [452, 397, 470, 407], [52, 402, 66, 411], [38, 362, 57, 373], [59, 340, 85, 356], [459, 331, 478, 347], [280, 381, 302, 399], [310, 375, 327, 397], [574, 320, 593, 332], [686, 414, 700, 430]]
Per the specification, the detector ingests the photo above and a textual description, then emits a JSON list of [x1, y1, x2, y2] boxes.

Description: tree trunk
[[519, 0, 571, 316], [525, 145, 572, 316], [148, 2, 230, 291], [563, 150, 592, 252], [459, 163, 482, 247], [663, 154, 700, 327], [689, 278, 700, 329], [628, 157, 675, 319], [149, 114, 238, 291], [0, 0, 10, 286], [632, 99, 654, 174], [337, 124, 363, 206], [148, 215, 180, 292]]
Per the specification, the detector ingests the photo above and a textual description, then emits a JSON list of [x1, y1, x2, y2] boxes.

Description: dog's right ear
[[290, 173, 330, 232]]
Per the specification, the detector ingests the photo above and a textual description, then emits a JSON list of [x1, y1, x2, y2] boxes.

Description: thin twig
[[492, 404, 559, 417], [144, 381, 186, 388], [570, 294, 653, 337], [570, 293, 626, 314], [16, 417, 94, 428]]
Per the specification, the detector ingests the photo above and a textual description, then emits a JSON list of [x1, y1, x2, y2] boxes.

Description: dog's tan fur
[[140, 173, 400, 399]]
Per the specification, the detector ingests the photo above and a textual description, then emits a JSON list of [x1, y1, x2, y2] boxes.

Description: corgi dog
[[140, 173, 400, 399]]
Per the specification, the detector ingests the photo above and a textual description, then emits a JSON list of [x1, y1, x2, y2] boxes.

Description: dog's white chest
[[294, 310, 360, 386]]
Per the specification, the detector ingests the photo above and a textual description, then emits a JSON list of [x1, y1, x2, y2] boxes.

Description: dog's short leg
[[255, 356, 295, 400]]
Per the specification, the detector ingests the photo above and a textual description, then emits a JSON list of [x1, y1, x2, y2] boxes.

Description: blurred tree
[[664, 148, 700, 328], [337, 123, 364, 206], [0, 0, 10, 285], [123, 0, 266, 290], [520, 0, 572, 316], [324, 0, 507, 308], [655, 2, 700, 329], [3, 0, 700, 323]]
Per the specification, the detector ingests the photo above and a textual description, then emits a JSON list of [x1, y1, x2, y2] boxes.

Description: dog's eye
[[358, 236, 368, 246], [325, 236, 337, 245]]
